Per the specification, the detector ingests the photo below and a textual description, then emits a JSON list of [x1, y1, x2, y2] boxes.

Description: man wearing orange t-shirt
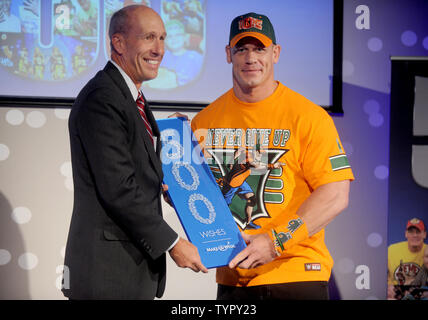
[[191, 12, 354, 300]]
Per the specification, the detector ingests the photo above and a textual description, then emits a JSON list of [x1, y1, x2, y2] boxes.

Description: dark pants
[[217, 281, 329, 300]]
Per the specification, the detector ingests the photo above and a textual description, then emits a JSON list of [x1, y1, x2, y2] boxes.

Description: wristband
[[269, 215, 309, 256]]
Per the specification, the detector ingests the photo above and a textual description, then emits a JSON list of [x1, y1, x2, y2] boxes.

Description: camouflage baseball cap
[[229, 12, 276, 48]]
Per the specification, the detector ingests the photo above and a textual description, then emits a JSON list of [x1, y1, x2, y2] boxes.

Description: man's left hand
[[167, 112, 189, 121], [162, 184, 173, 207], [228, 232, 277, 269]]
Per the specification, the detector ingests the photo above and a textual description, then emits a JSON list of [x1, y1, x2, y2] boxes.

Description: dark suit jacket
[[62, 62, 177, 299]]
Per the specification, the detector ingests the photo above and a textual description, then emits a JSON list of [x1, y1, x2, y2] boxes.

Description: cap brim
[[407, 225, 423, 231], [230, 32, 273, 48]]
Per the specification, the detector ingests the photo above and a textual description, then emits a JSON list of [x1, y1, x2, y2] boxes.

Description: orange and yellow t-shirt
[[191, 82, 354, 286]]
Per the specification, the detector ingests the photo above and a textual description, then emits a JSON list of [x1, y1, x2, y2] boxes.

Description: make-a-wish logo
[[206, 242, 236, 252]]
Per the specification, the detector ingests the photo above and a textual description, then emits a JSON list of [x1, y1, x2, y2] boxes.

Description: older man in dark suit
[[62, 4, 207, 300]]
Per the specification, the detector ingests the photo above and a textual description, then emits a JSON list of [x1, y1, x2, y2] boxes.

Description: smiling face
[[405, 226, 427, 252], [226, 36, 280, 100], [111, 6, 166, 87]]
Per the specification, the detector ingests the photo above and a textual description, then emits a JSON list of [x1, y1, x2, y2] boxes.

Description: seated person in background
[[387, 218, 427, 299]]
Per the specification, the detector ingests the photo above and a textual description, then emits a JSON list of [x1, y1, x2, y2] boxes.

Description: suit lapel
[[104, 62, 164, 181]]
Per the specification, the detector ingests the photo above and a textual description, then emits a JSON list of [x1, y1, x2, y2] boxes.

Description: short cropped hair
[[109, 5, 139, 53]]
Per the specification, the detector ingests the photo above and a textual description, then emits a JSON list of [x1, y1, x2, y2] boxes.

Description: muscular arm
[[229, 180, 351, 269], [298, 180, 350, 236]]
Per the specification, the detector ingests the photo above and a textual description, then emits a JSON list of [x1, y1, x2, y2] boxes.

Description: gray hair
[[109, 5, 141, 53]]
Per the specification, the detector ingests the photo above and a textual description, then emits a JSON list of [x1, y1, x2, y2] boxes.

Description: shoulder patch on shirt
[[329, 154, 350, 171], [336, 138, 344, 153]]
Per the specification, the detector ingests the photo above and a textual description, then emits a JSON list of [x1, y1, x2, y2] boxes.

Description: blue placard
[[157, 117, 246, 269]]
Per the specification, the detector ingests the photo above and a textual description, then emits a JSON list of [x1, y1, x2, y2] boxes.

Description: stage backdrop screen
[[0, 0, 333, 106]]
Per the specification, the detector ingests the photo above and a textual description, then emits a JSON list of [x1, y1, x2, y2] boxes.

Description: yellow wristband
[[269, 214, 309, 255]]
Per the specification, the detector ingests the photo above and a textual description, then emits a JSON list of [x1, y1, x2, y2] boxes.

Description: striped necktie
[[136, 92, 154, 144]]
